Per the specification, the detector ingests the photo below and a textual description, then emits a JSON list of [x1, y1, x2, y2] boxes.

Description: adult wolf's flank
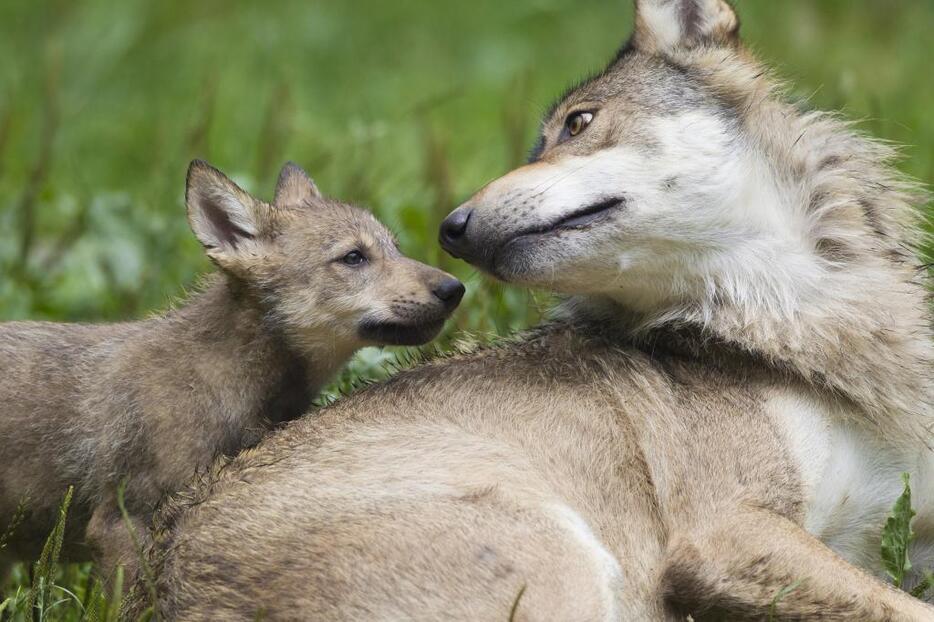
[[0, 160, 463, 579], [140, 1, 932, 620]]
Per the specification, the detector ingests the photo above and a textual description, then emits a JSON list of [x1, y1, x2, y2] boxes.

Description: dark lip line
[[487, 196, 625, 280], [359, 317, 447, 332], [505, 196, 625, 242], [357, 317, 448, 345]]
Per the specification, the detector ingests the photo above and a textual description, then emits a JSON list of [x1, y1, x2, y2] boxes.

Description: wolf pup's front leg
[[85, 498, 147, 588]]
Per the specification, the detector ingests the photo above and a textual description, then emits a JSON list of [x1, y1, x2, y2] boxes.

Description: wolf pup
[[0, 159, 464, 578], [137, 1, 932, 620]]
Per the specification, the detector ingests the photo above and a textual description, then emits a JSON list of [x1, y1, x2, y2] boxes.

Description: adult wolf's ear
[[631, 0, 739, 53], [186, 159, 271, 274], [274, 161, 321, 208]]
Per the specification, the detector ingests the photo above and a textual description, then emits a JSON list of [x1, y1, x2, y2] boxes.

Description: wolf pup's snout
[[354, 255, 463, 348]]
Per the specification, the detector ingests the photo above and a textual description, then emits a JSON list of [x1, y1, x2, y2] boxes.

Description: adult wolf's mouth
[[505, 196, 625, 243], [485, 196, 625, 280], [550, 196, 626, 230]]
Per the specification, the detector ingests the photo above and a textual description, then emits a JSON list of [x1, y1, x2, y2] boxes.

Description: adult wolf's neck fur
[[581, 50, 933, 444], [648, 266, 930, 446], [577, 256, 931, 446]]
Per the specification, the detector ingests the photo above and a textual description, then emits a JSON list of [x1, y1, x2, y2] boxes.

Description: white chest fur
[[768, 389, 934, 579]]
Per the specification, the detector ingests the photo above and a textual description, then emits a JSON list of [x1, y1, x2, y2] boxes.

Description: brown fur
[[0, 160, 462, 581], [132, 2, 932, 620], [139, 322, 931, 620]]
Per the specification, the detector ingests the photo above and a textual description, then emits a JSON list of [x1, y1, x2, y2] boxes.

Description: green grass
[[2, 474, 929, 619], [1, 1, 932, 619]]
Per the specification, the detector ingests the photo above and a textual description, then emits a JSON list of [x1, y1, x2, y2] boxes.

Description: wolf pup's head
[[186, 160, 463, 348], [441, 0, 921, 318]]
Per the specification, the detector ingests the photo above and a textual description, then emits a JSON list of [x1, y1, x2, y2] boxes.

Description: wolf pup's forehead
[[283, 198, 392, 239]]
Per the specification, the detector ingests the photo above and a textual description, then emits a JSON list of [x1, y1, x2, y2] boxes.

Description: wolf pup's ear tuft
[[632, 0, 739, 53], [186, 160, 267, 271], [274, 161, 321, 208]]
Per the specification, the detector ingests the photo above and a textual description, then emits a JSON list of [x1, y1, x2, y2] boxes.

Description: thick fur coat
[[134, 1, 932, 619], [0, 161, 461, 579]]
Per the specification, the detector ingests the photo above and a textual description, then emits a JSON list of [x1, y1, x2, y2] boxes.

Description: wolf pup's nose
[[439, 208, 472, 256], [432, 277, 466, 311]]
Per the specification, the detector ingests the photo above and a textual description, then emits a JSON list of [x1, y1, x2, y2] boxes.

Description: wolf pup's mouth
[[358, 318, 445, 346]]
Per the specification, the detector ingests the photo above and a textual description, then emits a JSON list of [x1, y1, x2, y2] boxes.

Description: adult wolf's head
[[441, 0, 924, 319]]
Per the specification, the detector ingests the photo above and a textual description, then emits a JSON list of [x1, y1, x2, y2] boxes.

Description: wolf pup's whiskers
[[0, 159, 462, 582]]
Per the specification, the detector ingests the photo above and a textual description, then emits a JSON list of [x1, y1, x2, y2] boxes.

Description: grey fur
[[132, 1, 933, 619], [0, 160, 461, 580]]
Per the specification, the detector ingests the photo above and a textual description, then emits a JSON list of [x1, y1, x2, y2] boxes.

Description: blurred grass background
[[0, 0, 932, 618], [0, 0, 931, 329]]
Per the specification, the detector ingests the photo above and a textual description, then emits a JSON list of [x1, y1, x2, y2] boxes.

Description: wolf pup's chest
[[768, 388, 928, 572]]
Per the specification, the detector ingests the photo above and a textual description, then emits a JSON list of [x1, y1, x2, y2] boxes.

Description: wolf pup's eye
[[565, 111, 594, 138], [341, 250, 367, 266]]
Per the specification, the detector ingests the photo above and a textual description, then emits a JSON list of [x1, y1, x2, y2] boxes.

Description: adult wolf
[[139, 1, 933, 619]]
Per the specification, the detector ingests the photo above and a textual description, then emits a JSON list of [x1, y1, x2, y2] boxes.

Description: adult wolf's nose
[[439, 207, 472, 257], [432, 277, 465, 311]]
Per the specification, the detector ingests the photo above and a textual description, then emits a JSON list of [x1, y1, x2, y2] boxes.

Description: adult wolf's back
[[140, 1, 933, 619]]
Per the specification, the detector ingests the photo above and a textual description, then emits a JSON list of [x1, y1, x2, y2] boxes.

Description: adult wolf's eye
[[565, 111, 594, 137], [342, 250, 367, 266]]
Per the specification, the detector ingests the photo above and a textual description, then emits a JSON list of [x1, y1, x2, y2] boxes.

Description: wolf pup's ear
[[632, 0, 739, 53], [274, 161, 321, 208], [186, 160, 270, 274]]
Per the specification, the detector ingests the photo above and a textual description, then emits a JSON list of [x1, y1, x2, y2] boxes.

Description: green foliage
[[0, 0, 930, 328], [115, 483, 155, 621], [0, 1, 932, 620], [0, 497, 27, 555], [27, 487, 73, 617], [0, 488, 107, 622], [0, 491, 118, 622], [910, 572, 933, 601], [508, 585, 526, 622], [879, 473, 932, 601], [881, 473, 916, 589]]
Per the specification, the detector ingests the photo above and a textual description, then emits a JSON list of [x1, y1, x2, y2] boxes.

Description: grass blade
[[881, 473, 915, 589], [0, 496, 29, 553], [768, 579, 805, 621], [909, 570, 933, 600], [26, 486, 73, 617], [116, 482, 157, 618]]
